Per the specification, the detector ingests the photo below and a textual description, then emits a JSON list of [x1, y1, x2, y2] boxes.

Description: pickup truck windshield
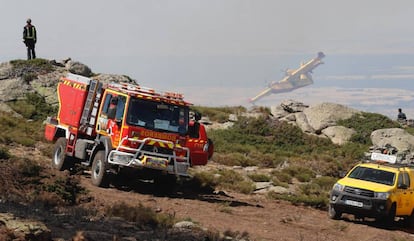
[[348, 166, 395, 186], [126, 98, 188, 134]]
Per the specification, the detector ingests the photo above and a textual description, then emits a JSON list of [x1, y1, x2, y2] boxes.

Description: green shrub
[[269, 192, 328, 209], [192, 169, 255, 194], [271, 177, 289, 188], [43, 175, 85, 205], [312, 176, 337, 191], [0, 113, 44, 146], [19, 159, 42, 177], [106, 202, 174, 228], [232, 116, 273, 136], [9, 92, 57, 120], [270, 170, 292, 184], [248, 173, 271, 182], [0, 147, 11, 159], [10, 58, 54, 80], [268, 175, 336, 209], [282, 166, 315, 182], [337, 112, 399, 144], [213, 152, 260, 167]]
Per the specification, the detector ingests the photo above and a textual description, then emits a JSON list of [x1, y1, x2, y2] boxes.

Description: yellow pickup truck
[[329, 154, 414, 226]]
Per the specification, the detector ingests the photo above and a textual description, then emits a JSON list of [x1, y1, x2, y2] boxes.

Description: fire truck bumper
[[108, 151, 190, 176]]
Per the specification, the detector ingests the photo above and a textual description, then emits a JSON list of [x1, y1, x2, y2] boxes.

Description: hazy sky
[[2, 0, 414, 118]]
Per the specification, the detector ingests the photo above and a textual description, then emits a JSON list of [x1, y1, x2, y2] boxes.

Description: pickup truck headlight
[[374, 192, 390, 199], [332, 183, 344, 192]]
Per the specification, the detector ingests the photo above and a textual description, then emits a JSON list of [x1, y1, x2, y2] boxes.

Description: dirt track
[[80, 172, 414, 241], [4, 144, 414, 241]]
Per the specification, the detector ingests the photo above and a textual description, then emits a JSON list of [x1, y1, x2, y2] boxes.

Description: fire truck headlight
[[374, 192, 390, 200], [203, 142, 209, 152]]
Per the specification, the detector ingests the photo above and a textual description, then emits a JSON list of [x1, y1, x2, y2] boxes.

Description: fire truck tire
[[52, 137, 71, 171], [91, 150, 110, 187], [154, 174, 177, 192]]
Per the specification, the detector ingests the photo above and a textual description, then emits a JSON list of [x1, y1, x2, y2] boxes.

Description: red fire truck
[[44, 73, 213, 187]]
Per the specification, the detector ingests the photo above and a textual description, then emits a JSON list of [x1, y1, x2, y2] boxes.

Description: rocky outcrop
[[0, 213, 51, 241], [66, 60, 93, 77], [303, 103, 360, 133], [371, 128, 414, 153], [270, 100, 360, 145], [0, 59, 137, 112], [322, 126, 356, 145]]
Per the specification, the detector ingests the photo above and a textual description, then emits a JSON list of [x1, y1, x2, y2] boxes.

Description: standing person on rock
[[23, 18, 37, 60]]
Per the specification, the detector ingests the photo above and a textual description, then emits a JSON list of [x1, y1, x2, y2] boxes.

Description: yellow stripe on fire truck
[[146, 140, 181, 149], [62, 79, 87, 90]]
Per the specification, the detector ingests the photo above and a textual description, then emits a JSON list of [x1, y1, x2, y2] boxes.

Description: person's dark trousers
[[25, 39, 36, 60]]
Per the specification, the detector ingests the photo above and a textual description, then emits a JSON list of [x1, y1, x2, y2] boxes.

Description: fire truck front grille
[[141, 145, 173, 156], [344, 186, 374, 197]]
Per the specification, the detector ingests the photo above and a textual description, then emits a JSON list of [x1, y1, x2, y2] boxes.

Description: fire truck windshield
[[126, 98, 189, 134]]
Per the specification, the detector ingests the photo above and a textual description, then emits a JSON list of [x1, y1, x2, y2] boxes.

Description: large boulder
[[93, 74, 135, 85], [0, 62, 13, 80], [0, 78, 31, 101], [271, 100, 308, 118], [66, 61, 93, 77], [322, 126, 356, 145], [280, 99, 309, 113], [294, 112, 314, 133], [303, 103, 360, 133], [270, 101, 361, 145], [371, 128, 414, 153]]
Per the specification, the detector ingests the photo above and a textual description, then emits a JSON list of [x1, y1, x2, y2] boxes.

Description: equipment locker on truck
[[45, 73, 213, 187]]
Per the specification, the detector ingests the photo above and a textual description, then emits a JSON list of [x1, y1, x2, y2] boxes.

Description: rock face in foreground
[[0, 213, 51, 241]]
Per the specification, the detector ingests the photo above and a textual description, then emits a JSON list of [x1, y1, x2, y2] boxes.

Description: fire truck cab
[[45, 73, 213, 187]]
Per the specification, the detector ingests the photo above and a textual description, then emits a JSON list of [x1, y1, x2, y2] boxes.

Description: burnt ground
[[2, 144, 414, 241]]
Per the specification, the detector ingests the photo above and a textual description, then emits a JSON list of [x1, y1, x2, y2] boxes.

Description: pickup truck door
[[396, 172, 412, 216]]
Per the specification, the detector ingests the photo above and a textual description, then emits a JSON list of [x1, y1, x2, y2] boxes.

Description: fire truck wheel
[[91, 150, 110, 187], [154, 174, 177, 192], [52, 137, 71, 171]]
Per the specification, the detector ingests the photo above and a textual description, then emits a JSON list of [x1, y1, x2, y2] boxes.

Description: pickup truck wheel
[[328, 204, 342, 220], [404, 210, 414, 228], [52, 137, 71, 171], [91, 150, 110, 187], [378, 204, 396, 225]]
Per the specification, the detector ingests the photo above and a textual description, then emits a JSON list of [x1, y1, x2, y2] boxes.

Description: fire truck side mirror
[[194, 112, 202, 121], [115, 118, 122, 126]]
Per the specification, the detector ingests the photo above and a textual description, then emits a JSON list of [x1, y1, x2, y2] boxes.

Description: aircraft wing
[[249, 81, 296, 103], [249, 52, 325, 104]]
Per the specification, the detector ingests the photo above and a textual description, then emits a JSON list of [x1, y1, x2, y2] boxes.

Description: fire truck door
[[98, 94, 126, 147]]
